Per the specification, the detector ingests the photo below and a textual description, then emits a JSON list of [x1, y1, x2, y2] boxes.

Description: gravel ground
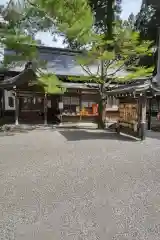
[[0, 128, 160, 240]]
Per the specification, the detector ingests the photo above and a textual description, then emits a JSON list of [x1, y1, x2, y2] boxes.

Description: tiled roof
[[105, 78, 160, 96], [4, 48, 132, 78]]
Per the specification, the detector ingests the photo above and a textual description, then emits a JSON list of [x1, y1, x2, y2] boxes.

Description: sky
[[1, 0, 142, 47]]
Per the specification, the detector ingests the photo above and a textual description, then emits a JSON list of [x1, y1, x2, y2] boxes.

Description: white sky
[[1, 0, 142, 47]]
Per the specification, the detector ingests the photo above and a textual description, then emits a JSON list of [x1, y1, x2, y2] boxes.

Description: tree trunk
[[44, 93, 47, 125], [14, 87, 19, 125], [97, 97, 106, 129], [98, 62, 106, 129], [105, 0, 115, 40]]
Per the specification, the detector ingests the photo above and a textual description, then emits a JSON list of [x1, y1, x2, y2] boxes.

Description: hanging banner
[[92, 104, 98, 115]]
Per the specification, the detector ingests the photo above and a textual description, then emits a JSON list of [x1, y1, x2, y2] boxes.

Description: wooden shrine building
[[106, 78, 160, 140], [0, 46, 120, 125]]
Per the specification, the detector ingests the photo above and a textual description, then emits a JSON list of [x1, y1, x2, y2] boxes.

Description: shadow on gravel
[[0, 132, 15, 137], [0, 124, 36, 137], [0, 129, 31, 137], [146, 131, 160, 140], [59, 129, 137, 142]]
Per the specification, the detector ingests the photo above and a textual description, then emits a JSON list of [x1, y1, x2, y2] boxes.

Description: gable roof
[[4, 46, 132, 78], [105, 77, 160, 96], [0, 62, 36, 90]]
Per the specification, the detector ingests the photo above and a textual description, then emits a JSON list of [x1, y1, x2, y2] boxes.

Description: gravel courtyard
[[0, 128, 160, 240]]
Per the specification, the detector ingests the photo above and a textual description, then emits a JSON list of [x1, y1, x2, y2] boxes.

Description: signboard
[[118, 100, 139, 137], [4, 90, 15, 111], [47, 100, 51, 108], [58, 102, 63, 110]]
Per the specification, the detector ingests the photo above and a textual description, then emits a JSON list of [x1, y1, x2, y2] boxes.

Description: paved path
[[0, 129, 160, 239]]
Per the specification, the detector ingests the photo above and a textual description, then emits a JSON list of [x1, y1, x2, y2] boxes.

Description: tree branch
[[85, 65, 93, 75], [96, 63, 100, 76], [80, 64, 93, 76], [26, 0, 56, 25], [104, 79, 112, 88], [107, 63, 125, 77], [106, 54, 137, 78], [103, 59, 117, 77]]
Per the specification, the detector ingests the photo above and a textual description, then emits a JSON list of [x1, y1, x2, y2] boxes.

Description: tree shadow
[[0, 129, 32, 137], [146, 130, 160, 140], [0, 124, 36, 136], [0, 132, 15, 137], [59, 129, 137, 142]]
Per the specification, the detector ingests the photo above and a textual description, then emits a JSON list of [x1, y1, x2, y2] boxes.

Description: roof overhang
[[105, 78, 160, 97], [0, 63, 37, 90]]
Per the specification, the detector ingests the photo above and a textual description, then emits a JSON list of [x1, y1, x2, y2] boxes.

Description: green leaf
[[100, 51, 115, 61], [115, 67, 153, 82], [75, 24, 154, 85], [38, 74, 66, 94]]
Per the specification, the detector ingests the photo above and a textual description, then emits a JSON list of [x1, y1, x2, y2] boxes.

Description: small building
[[106, 77, 160, 140], [0, 45, 119, 125]]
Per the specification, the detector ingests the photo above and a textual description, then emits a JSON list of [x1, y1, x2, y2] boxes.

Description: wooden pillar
[[116, 120, 120, 134], [59, 95, 63, 124], [80, 90, 82, 121], [139, 95, 147, 140], [1, 90, 5, 119], [147, 98, 152, 130], [44, 92, 47, 125], [14, 86, 19, 125]]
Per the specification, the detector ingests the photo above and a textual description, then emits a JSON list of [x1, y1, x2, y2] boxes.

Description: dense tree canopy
[[0, 5, 37, 68], [74, 24, 153, 128], [2, 0, 123, 50], [3, 0, 94, 46], [135, 4, 157, 42], [89, 0, 121, 34], [0, 0, 94, 70], [135, 4, 158, 75], [66, 0, 122, 49], [0, 0, 95, 94]]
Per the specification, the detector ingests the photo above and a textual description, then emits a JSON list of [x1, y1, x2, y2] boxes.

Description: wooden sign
[[118, 100, 139, 137], [4, 90, 15, 111], [58, 102, 63, 110]]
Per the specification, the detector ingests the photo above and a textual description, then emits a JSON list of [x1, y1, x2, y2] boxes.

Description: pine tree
[[135, 4, 156, 42], [74, 24, 153, 129], [0, 0, 93, 93], [66, 0, 122, 49], [0, 5, 37, 68], [4, 0, 94, 46]]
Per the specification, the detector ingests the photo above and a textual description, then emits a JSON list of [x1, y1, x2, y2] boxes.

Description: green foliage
[[76, 25, 154, 85], [0, 0, 94, 85], [122, 9, 156, 76], [66, 0, 122, 49], [135, 4, 156, 42], [38, 73, 66, 94], [123, 13, 136, 30], [2, 37, 37, 67], [4, 0, 94, 46], [68, 75, 97, 83], [0, 5, 38, 68], [117, 67, 153, 82], [75, 22, 154, 129], [89, 0, 122, 33]]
